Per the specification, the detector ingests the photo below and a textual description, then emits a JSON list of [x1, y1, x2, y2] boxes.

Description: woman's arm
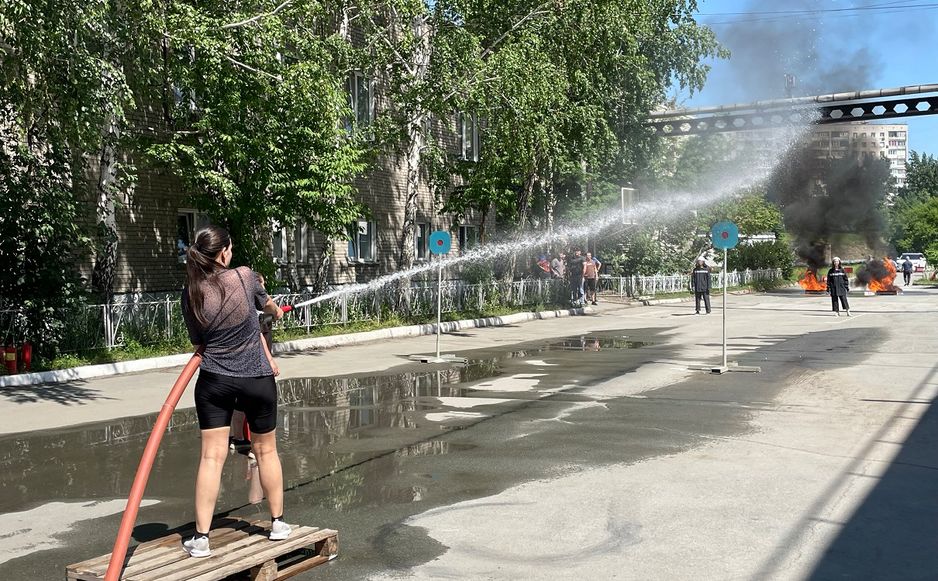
[[260, 331, 279, 376], [262, 297, 284, 320]]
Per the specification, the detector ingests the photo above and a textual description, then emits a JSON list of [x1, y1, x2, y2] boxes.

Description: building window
[[347, 219, 376, 263], [458, 225, 479, 252], [347, 72, 372, 129], [415, 222, 429, 261], [176, 210, 209, 263], [458, 112, 480, 162], [272, 223, 286, 263], [295, 223, 308, 264]]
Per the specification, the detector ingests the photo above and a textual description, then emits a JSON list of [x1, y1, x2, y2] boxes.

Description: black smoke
[[767, 145, 892, 270], [701, 0, 885, 101]]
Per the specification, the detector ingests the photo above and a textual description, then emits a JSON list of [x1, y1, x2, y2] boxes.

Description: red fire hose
[[104, 350, 203, 581]]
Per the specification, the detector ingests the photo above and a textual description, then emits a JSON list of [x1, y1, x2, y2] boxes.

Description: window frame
[[271, 221, 287, 264], [458, 224, 479, 252], [348, 71, 374, 129], [458, 112, 480, 162], [415, 222, 429, 261], [176, 209, 209, 264], [347, 219, 377, 264], [294, 222, 309, 264]]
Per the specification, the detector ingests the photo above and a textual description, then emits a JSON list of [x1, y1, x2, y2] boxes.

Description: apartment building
[[728, 121, 909, 194], [809, 122, 908, 190]]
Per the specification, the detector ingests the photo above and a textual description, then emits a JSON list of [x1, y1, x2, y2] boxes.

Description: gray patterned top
[[182, 266, 273, 377]]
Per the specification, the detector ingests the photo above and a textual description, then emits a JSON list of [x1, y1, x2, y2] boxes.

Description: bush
[[729, 241, 794, 279], [460, 262, 494, 284]]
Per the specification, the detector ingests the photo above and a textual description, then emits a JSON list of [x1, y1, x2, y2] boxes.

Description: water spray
[[288, 162, 783, 311]]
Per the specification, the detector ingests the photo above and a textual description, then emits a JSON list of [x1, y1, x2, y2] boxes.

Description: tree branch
[[437, 2, 553, 107], [365, 13, 416, 76], [221, 0, 293, 30], [224, 54, 282, 81]]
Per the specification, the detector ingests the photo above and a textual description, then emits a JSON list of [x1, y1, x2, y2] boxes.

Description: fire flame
[[799, 269, 827, 291], [868, 257, 900, 293]]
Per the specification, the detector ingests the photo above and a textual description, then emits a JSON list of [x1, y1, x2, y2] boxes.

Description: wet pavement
[[3, 290, 938, 579], [0, 329, 672, 578]]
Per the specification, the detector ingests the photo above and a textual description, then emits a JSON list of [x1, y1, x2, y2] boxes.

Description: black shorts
[[194, 370, 278, 434], [585, 278, 597, 292]]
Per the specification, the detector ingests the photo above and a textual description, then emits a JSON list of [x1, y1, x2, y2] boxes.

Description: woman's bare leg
[[251, 430, 284, 517], [194, 427, 230, 532]]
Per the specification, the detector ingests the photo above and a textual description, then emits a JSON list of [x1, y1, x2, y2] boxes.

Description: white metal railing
[[1, 269, 782, 353], [0, 279, 568, 352], [597, 268, 783, 298]]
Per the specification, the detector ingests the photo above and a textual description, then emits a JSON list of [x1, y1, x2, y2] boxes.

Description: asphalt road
[[2, 286, 937, 580]]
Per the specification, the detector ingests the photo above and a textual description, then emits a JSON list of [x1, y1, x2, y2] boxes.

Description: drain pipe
[[104, 349, 203, 581]]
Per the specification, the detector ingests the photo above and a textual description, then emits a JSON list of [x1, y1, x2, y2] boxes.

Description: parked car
[[897, 253, 927, 272]]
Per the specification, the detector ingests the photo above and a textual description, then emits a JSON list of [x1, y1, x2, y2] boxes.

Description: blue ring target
[[428, 230, 452, 255], [711, 221, 739, 250]]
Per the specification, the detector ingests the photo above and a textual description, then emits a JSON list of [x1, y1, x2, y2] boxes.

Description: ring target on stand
[[428, 231, 452, 255]]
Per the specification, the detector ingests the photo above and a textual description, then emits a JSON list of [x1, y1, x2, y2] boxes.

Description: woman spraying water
[[180, 225, 289, 557]]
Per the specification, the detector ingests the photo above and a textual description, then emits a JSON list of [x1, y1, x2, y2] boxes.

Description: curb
[[0, 307, 592, 388]]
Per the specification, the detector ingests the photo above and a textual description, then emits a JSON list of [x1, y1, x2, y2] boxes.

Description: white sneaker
[[183, 535, 211, 558], [846, 310, 851, 317], [270, 519, 292, 541]]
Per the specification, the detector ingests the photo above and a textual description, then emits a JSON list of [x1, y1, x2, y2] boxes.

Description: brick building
[[78, 81, 490, 294]]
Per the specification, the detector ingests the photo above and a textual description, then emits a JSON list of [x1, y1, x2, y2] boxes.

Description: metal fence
[[0, 278, 568, 352], [0, 269, 782, 353], [597, 268, 783, 298]]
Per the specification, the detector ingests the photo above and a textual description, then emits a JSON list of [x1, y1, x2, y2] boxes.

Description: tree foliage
[[2, 0, 727, 296], [890, 152, 938, 261], [443, 1, 723, 236], [728, 241, 794, 279], [144, 0, 367, 283]]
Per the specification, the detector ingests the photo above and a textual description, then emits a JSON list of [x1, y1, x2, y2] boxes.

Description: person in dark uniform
[[827, 256, 850, 316], [691, 258, 711, 314]]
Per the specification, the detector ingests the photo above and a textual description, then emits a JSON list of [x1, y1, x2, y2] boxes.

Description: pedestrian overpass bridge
[[648, 84, 938, 136]]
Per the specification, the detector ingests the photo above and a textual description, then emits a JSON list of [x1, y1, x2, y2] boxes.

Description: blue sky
[[680, 0, 938, 155]]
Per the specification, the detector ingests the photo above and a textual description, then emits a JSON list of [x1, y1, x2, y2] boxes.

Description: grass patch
[[912, 277, 938, 286], [34, 337, 193, 372]]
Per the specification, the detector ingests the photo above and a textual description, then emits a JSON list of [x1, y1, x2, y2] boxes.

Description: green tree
[[144, 0, 367, 286], [896, 151, 938, 206], [703, 191, 785, 237], [443, 0, 722, 280], [890, 151, 938, 259], [893, 197, 938, 263], [0, 0, 142, 299], [728, 241, 794, 278]]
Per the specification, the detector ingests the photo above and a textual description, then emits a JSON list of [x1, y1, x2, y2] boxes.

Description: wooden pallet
[[67, 517, 338, 581]]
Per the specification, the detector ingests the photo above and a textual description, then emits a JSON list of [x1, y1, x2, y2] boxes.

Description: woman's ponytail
[[185, 225, 231, 328]]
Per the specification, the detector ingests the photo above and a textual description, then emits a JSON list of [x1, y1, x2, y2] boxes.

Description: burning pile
[[799, 269, 827, 293], [856, 257, 901, 294]]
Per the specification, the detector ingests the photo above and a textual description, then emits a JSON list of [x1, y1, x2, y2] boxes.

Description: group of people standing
[[536, 249, 602, 306]]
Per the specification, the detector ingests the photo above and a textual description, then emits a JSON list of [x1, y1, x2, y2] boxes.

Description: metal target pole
[[723, 247, 728, 370], [436, 254, 442, 360]]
